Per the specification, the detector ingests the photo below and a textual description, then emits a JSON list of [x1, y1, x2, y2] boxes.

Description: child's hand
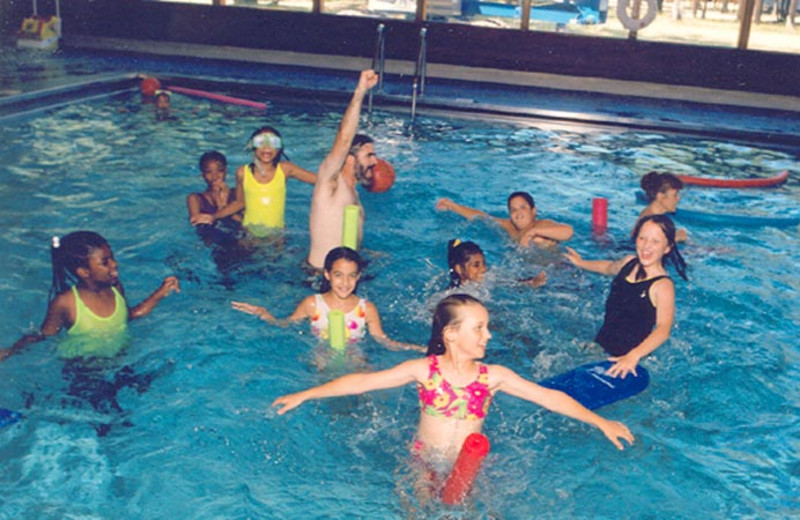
[[159, 277, 180, 296], [563, 247, 582, 266], [598, 419, 635, 450], [606, 351, 641, 379], [519, 229, 538, 247], [190, 214, 214, 226], [231, 301, 274, 322], [520, 270, 547, 288], [271, 392, 306, 415], [435, 198, 454, 212]]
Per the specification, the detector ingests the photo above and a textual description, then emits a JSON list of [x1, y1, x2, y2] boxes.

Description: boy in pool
[[436, 191, 573, 247], [635, 171, 688, 242]]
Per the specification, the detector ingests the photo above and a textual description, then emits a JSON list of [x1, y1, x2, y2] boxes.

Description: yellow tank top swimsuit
[[59, 286, 129, 359], [242, 162, 287, 234], [67, 286, 128, 336]]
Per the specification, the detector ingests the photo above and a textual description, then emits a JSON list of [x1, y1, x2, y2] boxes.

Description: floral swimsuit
[[310, 294, 367, 343], [417, 355, 492, 420]]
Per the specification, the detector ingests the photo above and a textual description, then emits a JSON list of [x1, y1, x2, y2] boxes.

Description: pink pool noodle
[[441, 433, 491, 505], [167, 85, 267, 110]]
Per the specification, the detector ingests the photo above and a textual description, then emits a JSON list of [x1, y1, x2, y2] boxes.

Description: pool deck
[[2, 39, 800, 148]]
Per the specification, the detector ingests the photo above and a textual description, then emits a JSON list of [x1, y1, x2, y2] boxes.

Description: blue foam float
[[539, 361, 649, 410]]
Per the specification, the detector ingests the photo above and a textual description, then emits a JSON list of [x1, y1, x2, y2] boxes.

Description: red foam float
[[140, 77, 161, 97], [441, 433, 490, 505], [676, 170, 789, 188], [166, 85, 267, 110], [592, 197, 608, 234], [366, 159, 396, 193]]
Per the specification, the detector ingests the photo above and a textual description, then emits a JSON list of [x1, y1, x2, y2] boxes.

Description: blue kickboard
[[539, 361, 649, 410], [0, 408, 23, 429]]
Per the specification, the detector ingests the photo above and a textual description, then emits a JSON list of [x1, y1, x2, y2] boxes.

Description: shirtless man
[[307, 70, 379, 269], [436, 191, 573, 247]]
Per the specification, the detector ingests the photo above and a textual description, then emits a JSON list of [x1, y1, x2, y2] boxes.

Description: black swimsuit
[[594, 259, 668, 357]]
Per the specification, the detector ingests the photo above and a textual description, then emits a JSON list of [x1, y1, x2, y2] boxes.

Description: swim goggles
[[249, 133, 282, 150]]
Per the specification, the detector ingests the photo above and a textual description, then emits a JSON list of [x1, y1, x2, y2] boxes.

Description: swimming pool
[[0, 64, 798, 519]]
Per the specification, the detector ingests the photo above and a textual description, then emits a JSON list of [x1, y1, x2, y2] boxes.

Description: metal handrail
[[368, 23, 385, 115], [411, 27, 427, 120]]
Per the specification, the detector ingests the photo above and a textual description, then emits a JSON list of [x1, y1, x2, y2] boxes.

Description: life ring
[[617, 0, 658, 32]]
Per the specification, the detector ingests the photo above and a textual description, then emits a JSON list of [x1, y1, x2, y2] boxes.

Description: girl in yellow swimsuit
[[206, 126, 317, 237], [272, 294, 635, 464], [2, 231, 180, 360]]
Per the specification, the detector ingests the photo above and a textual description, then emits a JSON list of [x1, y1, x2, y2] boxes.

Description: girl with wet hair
[[636, 171, 687, 241], [3, 231, 179, 361], [565, 214, 687, 379], [202, 126, 317, 237], [273, 293, 634, 468], [232, 247, 422, 352]]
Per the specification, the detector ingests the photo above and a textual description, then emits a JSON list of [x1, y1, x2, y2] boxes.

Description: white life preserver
[[616, 0, 658, 32]]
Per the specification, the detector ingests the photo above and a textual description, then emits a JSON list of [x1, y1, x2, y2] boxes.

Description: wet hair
[[349, 134, 374, 156], [447, 239, 485, 289], [247, 125, 288, 165], [631, 214, 688, 281], [319, 247, 364, 293], [640, 171, 683, 202], [49, 231, 110, 301], [426, 294, 484, 356], [507, 191, 535, 209], [198, 150, 227, 171]]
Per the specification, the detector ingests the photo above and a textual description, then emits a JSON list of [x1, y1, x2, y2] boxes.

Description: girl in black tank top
[[564, 215, 687, 379]]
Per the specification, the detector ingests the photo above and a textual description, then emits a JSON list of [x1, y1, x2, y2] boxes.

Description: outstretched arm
[[231, 295, 314, 327], [606, 278, 675, 378], [271, 358, 425, 415], [317, 70, 378, 184], [364, 302, 426, 352], [564, 248, 632, 276], [129, 276, 180, 320], [283, 162, 317, 185], [1, 296, 70, 361], [491, 365, 635, 450]]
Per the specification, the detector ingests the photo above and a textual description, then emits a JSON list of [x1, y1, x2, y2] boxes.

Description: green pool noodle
[[342, 204, 359, 249], [328, 309, 346, 350]]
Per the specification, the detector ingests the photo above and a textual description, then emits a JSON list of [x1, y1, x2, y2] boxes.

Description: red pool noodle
[[166, 85, 267, 110], [441, 433, 491, 505], [592, 197, 608, 234]]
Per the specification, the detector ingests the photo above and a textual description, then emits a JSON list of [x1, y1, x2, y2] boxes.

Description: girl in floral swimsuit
[[272, 293, 635, 463], [232, 247, 423, 352]]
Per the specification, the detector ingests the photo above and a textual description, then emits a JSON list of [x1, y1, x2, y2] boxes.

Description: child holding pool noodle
[[232, 247, 424, 352], [1, 231, 180, 361], [203, 126, 316, 237], [273, 294, 633, 480], [564, 214, 687, 379]]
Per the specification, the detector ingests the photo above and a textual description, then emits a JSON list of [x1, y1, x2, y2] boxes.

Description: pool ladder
[[411, 27, 427, 121], [367, 23, 386, 116]]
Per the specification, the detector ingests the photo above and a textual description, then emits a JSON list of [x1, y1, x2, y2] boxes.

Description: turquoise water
[[0, 85, 799, 519]]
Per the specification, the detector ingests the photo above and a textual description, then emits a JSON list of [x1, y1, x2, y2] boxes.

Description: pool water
[[0, 83, 799, 519]]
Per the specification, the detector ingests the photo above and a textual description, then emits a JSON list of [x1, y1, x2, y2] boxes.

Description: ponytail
[[447, 239, 484, 289], [48, 231, 110, 301]]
